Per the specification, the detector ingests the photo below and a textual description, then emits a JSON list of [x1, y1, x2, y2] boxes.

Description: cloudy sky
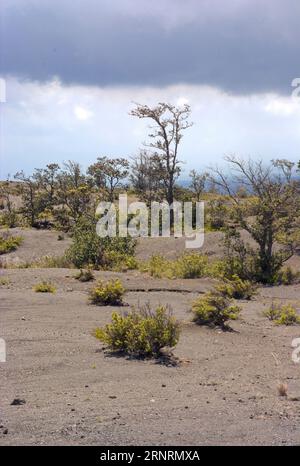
[[1, 0, 300, 178]]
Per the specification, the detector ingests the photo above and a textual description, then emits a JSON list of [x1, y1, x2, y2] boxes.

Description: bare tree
[[189, 169, 208, 201], [130, 150, 164, 205], [130, 102, 192, 226], [88, 156, 129, 202], [210, 156, 300, 283]]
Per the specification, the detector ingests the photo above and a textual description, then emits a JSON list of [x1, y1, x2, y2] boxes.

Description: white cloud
[[264, 96, 300, 116], [74, 105, 93, 121], [1, 77, 300, 178]]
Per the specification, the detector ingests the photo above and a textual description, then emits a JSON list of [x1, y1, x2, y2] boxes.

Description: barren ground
[[1, 228, 300, 445]]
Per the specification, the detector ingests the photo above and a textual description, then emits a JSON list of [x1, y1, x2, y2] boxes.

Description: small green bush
[[141, 254, 169, 278], [141, 253, 211, 279], [0, 234, 23, 255], [75, 268, 95, 282], [0, 277, 10, 285], [94, 304, 180, 357], [89, 279, 125, 305], [192, 291, 241, 328], [66, 218, 137, 270], [275, 267, 300, 285], [103, 250, 138, 272], [33, 254, 72, 268], [215, 275, 257, 300], [33, 281, 56, 293], [172, 253, 208, 278], [264, 303, 300, 325]]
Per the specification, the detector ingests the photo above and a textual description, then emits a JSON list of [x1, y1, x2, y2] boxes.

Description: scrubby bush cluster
[[0, 233, 23, 255], [215, 275, 257, 300], [74, 268, 95, 282], [192, 291, 241, 329], [89, 279, 125, 305], [94, 304, 180, 358], [33, 281, 56, 293], [264, 302, 300, 325], [65, 218, 137, 271], [141, 253, 217, 279]]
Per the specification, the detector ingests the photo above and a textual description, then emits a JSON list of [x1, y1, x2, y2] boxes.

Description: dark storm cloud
[[1, 0, 299, 95]]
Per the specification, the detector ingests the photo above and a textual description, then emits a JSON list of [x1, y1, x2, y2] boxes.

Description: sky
[[0, 0, 300, 178]]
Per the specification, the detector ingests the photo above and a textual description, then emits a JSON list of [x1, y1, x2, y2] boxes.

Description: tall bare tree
[[189, 169, 208, 201], [130, 102, 192, 226]]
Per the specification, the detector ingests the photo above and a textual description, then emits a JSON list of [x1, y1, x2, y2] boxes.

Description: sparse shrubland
[[192, 291, 241, 329], [89, 279, 125, 305], [33, 281, 56, 293], [0, 233, 23, 255], [215, 274, 257, 300], [94, 304, 180, 358], [74, 268, 95, 282], [264, 302, 300, 325]]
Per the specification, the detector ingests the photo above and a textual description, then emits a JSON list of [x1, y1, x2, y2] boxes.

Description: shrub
[[275, 267, 300, 285], [192, 291, 241, 329], [264, 302, 300, 325], [32, 254, 73, 268], [140, 254, 169, 278], [33, 281, 56, 293], [141, 253, 210, 279], [66, 218, 137, 270], [0, 233, 23, 255], [94, 304, 180, 358], [103, 250, 138, 272], [215, 275, 257, 300], [0, 277, 10, 285], [75, 268, 94, 282], [89, 279, 125, 305], [172, 253, 208, 279]]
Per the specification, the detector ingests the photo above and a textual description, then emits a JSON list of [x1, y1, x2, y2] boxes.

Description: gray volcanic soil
[[1, 229, 300, 445]]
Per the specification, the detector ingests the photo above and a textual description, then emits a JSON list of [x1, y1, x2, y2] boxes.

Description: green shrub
[[141, 253, 210, 279], [0, 277, 10, 285], [103, 250, 138, 272], [66, 218, 137, 269], [75, 268, 95, 282], [172, 253, 208, 278], [94, 304, 180, 358], [0, 233, 23, 255], [264, 303, 300, 325], [140, 254, 169, 278], [33, 281, 56, 293], [275, 267, 300, 285], [33, 254, 73, 268], [0, 210, 19, 228], [215, 274, 257, 300], [192, 291, 241, 328], [89, 279, 125, 305]]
